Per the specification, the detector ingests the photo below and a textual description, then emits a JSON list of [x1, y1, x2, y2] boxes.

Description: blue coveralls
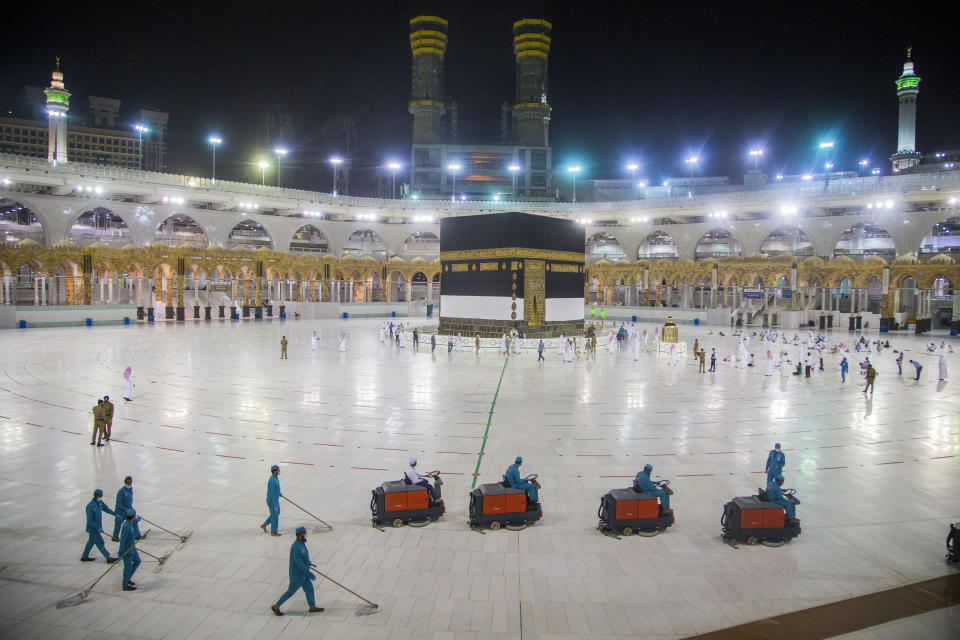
[[633, 471, 669, 508], [112, 485, 134, 538], [841, 360, 849, 382], [276, 540, 316, 608], [765, 479, 795, 520], [765, 449, 785, 483], [83, 498, 116, 559], [505, 463, 537, 502], [119, 518, 141, 588], [263, 475, 281, 534]]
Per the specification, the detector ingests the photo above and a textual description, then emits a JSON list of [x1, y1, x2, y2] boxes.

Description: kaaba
[[438, 212, 585, 338]]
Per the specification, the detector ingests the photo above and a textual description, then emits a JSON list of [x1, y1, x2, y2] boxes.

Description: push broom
[[56, 541, 139, 608], [140, 517, 193, 546], [283, 496, 333, 533], [309, 566, 379, 616]]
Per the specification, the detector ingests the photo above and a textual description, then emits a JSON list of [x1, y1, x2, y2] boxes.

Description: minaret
[[512, 18, 552, 147], [44, 58, 70, 164], [889, 48, 921, 171], [409, 16, 447, 144]]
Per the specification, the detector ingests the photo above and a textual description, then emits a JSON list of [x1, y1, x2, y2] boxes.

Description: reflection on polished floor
[[0, 319, 957, 639]]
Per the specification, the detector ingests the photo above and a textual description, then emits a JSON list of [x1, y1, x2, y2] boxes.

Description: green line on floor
[[471, 355, 509, 489]]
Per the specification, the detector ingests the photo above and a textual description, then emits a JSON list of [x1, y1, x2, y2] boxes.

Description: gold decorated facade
[[661, 316, 678, 342]]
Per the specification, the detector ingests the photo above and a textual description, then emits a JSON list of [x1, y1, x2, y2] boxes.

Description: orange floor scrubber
[[370, 471, 444, 529]]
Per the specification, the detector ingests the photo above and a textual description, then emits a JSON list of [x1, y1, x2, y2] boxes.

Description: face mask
[[302, 536, 307, 542]]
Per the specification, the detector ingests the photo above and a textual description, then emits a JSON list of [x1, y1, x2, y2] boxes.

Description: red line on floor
[[930, 455, 955, 459], [677, 473, 714, 477], [25, 422, 47, 428], [216, 454, 246, 460], [438, 471, 465, 475], [867, 440, 892, 445], [817, 466, 848, 470], [351, 466, 388, 471], [646, 453, 676, 456], [111, 439, 128, 444], [877, 461, 904, 465], [206, 431, 232, 436], [280, 460, 313, 466], [61, 429, 82, 435], [374, 447, 408, 452], [122, 418, 142, 423], [161, 425, 184, 430], [599, 475, 633, 478], [156, 446, 184, 452], [313, 443, 344, 447]]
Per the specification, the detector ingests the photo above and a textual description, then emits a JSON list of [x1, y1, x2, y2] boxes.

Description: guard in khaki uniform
[[101, 395, 115, 441], [90, 399, 106, 447], [280, 336, 288, 359]]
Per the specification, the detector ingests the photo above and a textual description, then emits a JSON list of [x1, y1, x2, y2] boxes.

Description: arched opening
[[388, 271, 407, 302], [401, 232, 439, 259], [343, 229, 387, 259], [695, 228, 741, 259], [866, 276, 883, 314], [586, 232, 625, 263], [833, 276, 852, 312], [369, 271, 383, 302], [15, 262, 36, 305], [919, 217, 960, 258], [932, 276, 955, 328], [834, 223, 894, 260], [290, 225, 329, 254], [759, 226, 813, 257], [0, 199, 45, 245], [69, 208, 130, 248], [638, 231, 679, 260], [227, 220, 272, 250], [411, 271, 428, 301], [897, 276, 918, 318], [156, 215, 207, 248]]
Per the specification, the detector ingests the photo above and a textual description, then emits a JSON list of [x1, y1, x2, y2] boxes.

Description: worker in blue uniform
[[271, 526, 324, 616], [81, 489, 118, 563], [261, 464, 282, 536], [765, 443, 785, 483], [765, 476, 796, 521], [111, 476, 135, 541], [633, 463, 671, 511], [505, 456, 537, 503], [119, 508, 142, 590]]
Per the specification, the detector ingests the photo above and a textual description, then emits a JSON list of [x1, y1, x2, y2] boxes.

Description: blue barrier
[[86, 318, 92, 327], [124, 317, 130, 325], [392, 311, 396, 317], [632, 315, 637, 322], [19, 320, 26, 329], [694, 318, 699, 326], [280, 312, 286, 319], [342, 312, 349, 318]]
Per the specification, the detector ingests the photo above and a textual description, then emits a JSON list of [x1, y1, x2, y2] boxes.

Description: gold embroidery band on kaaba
[[440, 248, 584, 263]]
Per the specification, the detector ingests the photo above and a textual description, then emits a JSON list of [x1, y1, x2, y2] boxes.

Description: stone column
[[405, 281, 412, 303], [40, 277, 47, 305], [427, 280, 433, 304], [33, 277, 39, 306]]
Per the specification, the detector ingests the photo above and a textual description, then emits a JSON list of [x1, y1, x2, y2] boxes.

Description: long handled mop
[[309, 566, 379, 616], [138, 547, 175, 573], [140, 517, 193, 546], [283, 496, 333, 533], [56, 542, 137, 608]]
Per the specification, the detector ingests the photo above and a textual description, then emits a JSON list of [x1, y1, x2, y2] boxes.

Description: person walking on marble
[[765, 443, 785, 483], [538, 339, 545, 362], [699, 348, 706, 373], [840, 357, 849, 383], [938, 354, 948, 381], [476, 335, 481, 355], [122, 366, 134, 401], [111, 476, 138, 541], [119, 508, 142, 590], [280, 336, 288, 359], [90, 399, 106, 447], [271, 526, 324, 616], [261, 464, 283, 536], [101, 395, 114, 441], [81, 489, 118, 563], [896, 351, 904, 375]]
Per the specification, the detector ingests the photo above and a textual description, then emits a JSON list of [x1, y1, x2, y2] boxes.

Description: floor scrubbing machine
[[468, 474, 542, 531], [370, 471, 444, 528], [598, 479, 675, 537], [721, 485, 801, 548]]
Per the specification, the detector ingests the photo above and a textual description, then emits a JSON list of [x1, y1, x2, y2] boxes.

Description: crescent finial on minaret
[[906, 46, 912, 59], [55, 56, 61, 69]]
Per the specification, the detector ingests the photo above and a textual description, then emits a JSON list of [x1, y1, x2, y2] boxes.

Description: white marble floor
[[0, 319, 957, 640]]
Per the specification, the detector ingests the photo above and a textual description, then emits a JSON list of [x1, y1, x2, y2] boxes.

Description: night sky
[[2, 1, 958, 194]]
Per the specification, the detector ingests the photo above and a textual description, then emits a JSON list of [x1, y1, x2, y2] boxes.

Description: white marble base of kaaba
[[657, 340, 687, 354]]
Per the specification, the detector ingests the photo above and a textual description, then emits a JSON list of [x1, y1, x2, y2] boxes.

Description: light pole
[[685, 156, 698, 197], [134, 124, 149, 170], [447, 163, 460, 202], [208, 136, 222, 183], [508, 164, 520, 198], [257, 161, 269, 186], [330, 157, 343, 195], [872, 167, 881, 185], [859, 158, 869, 177], [626, 163, 639, 198], [749, 149, 763, 171], [274, 147, 287, 187], [387, 161, 401, 199], [819, 141, 834, 187], [567, 166, 581, 203]]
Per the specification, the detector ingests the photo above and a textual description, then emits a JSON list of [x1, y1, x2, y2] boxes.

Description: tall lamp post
[[447, 163, 461, 202], [274, 147, 287, 187], [567, 166, 581, 203], [330, 157, 343, 195], [208, 136, 222, 183], [685, 156, 698, 197], [859, 158, 869, 177], [134, 124, 149, 170], [626, 163, 639, 198], [819, 141, 834, 187], [387, 161, 401, 199], [508, 164, 520, 198], [749, 149, 763, 171], [257, 161, 269, 186]]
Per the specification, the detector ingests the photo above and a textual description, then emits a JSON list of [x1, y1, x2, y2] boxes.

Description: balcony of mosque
[[1, 152, 958, 223]]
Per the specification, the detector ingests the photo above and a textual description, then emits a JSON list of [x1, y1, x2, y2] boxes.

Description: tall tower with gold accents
[[409, 16, 447, 144], [512, 18, 551, 147], [890, 48, 922, 171], [44, 58, 71, 164]]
